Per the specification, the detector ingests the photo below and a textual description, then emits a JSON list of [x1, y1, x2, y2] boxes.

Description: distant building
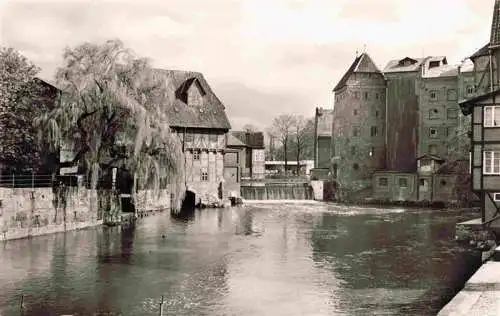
[[313, 107, 333, 169], [265, 160, 314, 176], [230, 131, 265, 180], [331, 52, 386, 186]]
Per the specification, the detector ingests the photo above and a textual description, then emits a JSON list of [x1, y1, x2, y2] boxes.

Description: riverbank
[[438, 246, 500, 315]]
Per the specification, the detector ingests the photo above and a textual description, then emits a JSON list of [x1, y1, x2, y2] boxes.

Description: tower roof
[[333, 52, 381, 92], [491, 0, 500, 47]]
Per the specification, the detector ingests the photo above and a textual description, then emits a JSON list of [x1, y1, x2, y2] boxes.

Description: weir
[[240, 182, 313, 200]]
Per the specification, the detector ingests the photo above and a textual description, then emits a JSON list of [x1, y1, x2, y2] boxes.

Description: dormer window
[[175, 77, 206, 105], [397, 57, 417, 67], [429, 61, 440, 68]]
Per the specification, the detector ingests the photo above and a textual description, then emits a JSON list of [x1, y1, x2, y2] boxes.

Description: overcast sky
[[0, 0, 494, 130]]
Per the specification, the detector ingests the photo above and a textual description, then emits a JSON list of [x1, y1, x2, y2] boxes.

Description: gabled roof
[[227, 133, 246, 147], [469, 43, 490, 60], [153, 69, 231, 130], [231, 131, 265, 149], [383, 56, 428, 73], [333, 52, 381, 92], [490, 0, 500, 47], [459, 88, 500, 115], [175, 77, 206, 103]]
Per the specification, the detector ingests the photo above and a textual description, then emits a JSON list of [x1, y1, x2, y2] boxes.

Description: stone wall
[[332, 72, 386, 185], [0, 187, 102, 242]]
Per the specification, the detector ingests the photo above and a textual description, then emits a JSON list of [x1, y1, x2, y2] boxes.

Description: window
[[378, 177, 388, 187], [466, 85, 474, 95], [447, 108, 458, 119], [398, 177, 408, 188], [440, 180, 447, 186], [353, 109, 358, 116], [429, 91, 438, 101], [353, 127, 360, 137], [375, 93, 379, 100], [371, 126, 378, 137], [193, 150, 200, 160], [185, 132, 194, 142], [429, 108, 439, 119], [209, 133, 218, 142], [364, 92, 369, 100], [369, 147, 375, 157], [354, 91, 360, 99], [351, 146, 356, 155], [447, 89, 457, 101], [446, 127, 454, 137], [201, 169, 208, 181], [429, 61, 440, 68], [428, 145, 438, 155], [484, 106, 500, 127], [353, 163, 359, 171], [429, 127, 438, 138], [375, 110, 379, 117], [494, 193, 500, 202], [483, 151, 500, 174]]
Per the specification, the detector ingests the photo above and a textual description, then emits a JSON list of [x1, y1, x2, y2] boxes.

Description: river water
[[0, 203, 481, 316]]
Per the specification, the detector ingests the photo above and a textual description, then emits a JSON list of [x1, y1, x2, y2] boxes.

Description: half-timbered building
[[155, 70, 232, 203], [459, 0, 500, 228]]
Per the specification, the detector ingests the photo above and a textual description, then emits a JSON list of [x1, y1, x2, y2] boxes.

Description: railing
[[0, 174, 54, 188]]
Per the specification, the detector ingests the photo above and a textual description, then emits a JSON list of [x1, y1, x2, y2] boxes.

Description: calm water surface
[[0, 203, 481, 315]]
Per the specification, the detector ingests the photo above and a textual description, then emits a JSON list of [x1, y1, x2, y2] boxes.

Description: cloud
[[0, 0, 496, 130]]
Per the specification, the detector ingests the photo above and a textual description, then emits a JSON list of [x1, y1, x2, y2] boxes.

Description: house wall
[[385, 72, 420, 172], [417, 76, 460, 157], [372, 172, 418, 201], [177, 128, 229, 201], [316, 136, 332, 169], [224, 149, 241, 198], [251, 149, 265, 179], [332, 72, 386, 185]]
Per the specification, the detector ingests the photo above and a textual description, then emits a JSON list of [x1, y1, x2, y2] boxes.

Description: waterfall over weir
[[241, 182, 313, 200]]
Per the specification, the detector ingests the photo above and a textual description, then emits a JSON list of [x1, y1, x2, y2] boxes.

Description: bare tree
[[242, 124, 259, 132], [270, 114, 295, 175], [291, 116, 314, 174]]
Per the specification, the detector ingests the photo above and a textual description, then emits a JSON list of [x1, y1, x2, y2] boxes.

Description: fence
[[0, 173, 170, 190]]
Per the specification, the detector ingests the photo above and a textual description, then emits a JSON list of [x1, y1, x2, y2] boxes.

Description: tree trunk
[[296, 143, 300, 175], [284, 138, 288, 176]]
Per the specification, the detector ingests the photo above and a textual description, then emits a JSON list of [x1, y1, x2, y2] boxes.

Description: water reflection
[[0, 205, 481, 316]]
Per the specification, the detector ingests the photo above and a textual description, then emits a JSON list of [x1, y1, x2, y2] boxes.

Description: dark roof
[[333, 52, 381, 92], [459, 88, 500, 115], [491, 0, 500, 47], [416, 153, 445, 163], [153, 69, 231, 130], [231, 131, 265, 149], [470, 43, 490, 60]]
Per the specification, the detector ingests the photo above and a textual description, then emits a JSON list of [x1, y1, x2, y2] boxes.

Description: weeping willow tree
[[35, 39, 185, 211]]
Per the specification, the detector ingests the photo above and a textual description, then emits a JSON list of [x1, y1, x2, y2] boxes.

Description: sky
[[0, 0, 495, 130]]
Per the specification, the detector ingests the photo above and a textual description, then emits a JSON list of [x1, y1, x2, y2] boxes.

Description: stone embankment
[[438, 246, 500, 315], [0, 187, 173, 242]]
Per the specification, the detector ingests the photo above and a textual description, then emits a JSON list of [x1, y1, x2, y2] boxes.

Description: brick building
[[331, 52, 386, 188]]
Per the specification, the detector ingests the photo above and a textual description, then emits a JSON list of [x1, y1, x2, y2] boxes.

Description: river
[[0, 203, 481, 316]]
